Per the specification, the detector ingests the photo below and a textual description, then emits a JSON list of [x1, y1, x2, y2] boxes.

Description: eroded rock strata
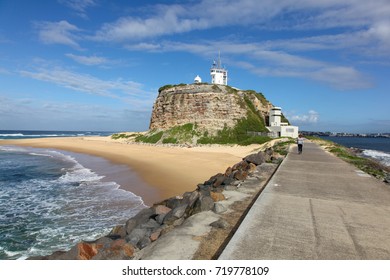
[[150, 84, 272, 134]]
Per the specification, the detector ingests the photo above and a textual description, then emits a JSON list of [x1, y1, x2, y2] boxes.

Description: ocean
[[0, 130, 113, 139], [0, 130, 147, 260], [320, 136, 390, 167]]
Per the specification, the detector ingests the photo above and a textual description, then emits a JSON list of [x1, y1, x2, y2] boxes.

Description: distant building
[[267, 107, 299, 138], [210, 52, 228, 85], [194, 75, 202, 84]]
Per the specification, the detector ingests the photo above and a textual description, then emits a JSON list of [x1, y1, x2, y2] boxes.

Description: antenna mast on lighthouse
[[210, 51, 228, 85], [218, 50, 222, 68]]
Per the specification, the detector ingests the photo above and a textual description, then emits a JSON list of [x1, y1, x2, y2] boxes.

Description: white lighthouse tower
[[269, 107, 282, 127], [210, 52, 228, 85]]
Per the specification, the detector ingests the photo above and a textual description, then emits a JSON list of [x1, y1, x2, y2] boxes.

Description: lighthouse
[[210, 52, 228, 85], [267, 106, 299, 138], [269, 107, 282, 127]]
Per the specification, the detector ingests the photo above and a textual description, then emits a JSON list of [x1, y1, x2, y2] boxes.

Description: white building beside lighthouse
[[194, 75, 202, 84], [210, 53, 228, 85], [267, 106, 299, 138]]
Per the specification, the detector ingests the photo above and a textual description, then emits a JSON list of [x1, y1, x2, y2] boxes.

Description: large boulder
[[56, 241, 101, 260], [232, 160, 249, 171], [155, 205, 172, 215], [210, 192, 225, 202], [182, 191, 200, 208], [126, 228, 149, 246], [213, 203, 227, 214], [234, 170, 249, 181], [224, 166, 233, 177], [163, 203, 189, 225], [204, 173, 224, 186], [244, 152, 265, 165], [197, 184, 211, 196], [264, 147, 274, 161], [93, 239, 135, 260], [212, 174, 227, 188], [191, 195, 214, 215], [107, 225, 126, 239], [125, 208, 155, 234], [210, 219, 230, 229], [150, 228, 163, 242], [160, 197, 182, 209]]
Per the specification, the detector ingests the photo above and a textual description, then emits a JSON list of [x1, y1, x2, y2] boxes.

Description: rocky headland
[[150, 84, 272, 133], [125, 83, 281, 145]]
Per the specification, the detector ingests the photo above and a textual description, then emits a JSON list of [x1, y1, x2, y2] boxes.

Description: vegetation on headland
[[243, 90, 268, 106], [135, 131, 164, 143], [192, 89, 270, 145], [161, 123, 201, 144], [307, 136, 390, 181], [111, 126, 199, 144], [197, 113, 270, 145], [111, 133, 139, 140], [116, 120, 272, 146], [158, 83, 188, 93], [281, 114, 290, 125], [159, 83, 240, 95]]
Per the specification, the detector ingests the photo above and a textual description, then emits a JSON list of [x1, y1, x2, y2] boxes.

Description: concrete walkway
[[219, 142, 390, 259]]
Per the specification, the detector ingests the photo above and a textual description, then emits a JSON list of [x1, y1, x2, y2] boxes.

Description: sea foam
[[362, 149, 390, 167], [0, 147, 146, 259]]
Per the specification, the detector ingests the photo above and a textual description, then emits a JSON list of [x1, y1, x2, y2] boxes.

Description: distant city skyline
[[0, 0, 389, 133]]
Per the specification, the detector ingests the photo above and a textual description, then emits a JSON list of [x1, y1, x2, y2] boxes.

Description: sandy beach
[[0, 137, 262, 205]]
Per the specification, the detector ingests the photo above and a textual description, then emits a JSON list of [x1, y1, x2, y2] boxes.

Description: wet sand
[[58, 150, 160, 205]]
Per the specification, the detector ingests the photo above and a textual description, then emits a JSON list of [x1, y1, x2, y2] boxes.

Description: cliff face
[[149, 84, 272, 134]]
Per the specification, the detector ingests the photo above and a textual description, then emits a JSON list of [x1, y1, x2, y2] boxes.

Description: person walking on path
[[297, 134, 304, 154]]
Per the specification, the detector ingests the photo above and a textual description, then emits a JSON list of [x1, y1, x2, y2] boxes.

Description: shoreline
[[54, 150, 159, 206], [0, 136, 260, 204]]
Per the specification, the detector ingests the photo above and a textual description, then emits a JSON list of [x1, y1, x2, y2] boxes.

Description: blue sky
[[0, 0, 389, 133]]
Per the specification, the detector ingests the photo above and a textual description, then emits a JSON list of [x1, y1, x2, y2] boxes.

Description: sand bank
[[0, 137, 261, 204]]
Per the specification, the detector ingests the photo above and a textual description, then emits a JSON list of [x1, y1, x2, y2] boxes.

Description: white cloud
[[35, 20, 82, 49], [125, 43, 162, 51], [19, 68, 150, 101], [310, 66, 372, 90], [92, 0, 390, 41], [88, 0, 388, 91], [59, 0, 96, 12], [94, 5, 208, 42], [262, 24, 390, 57], [288, 110, 320, 124], [58, 0, 97, 18], [65, 53, 110, 65], [0, 96, 37, 117], [31, 1, 387, 90], [91, 0, 390, 67], [0, 96, 150, 131], [148, 40, 372, 90]]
